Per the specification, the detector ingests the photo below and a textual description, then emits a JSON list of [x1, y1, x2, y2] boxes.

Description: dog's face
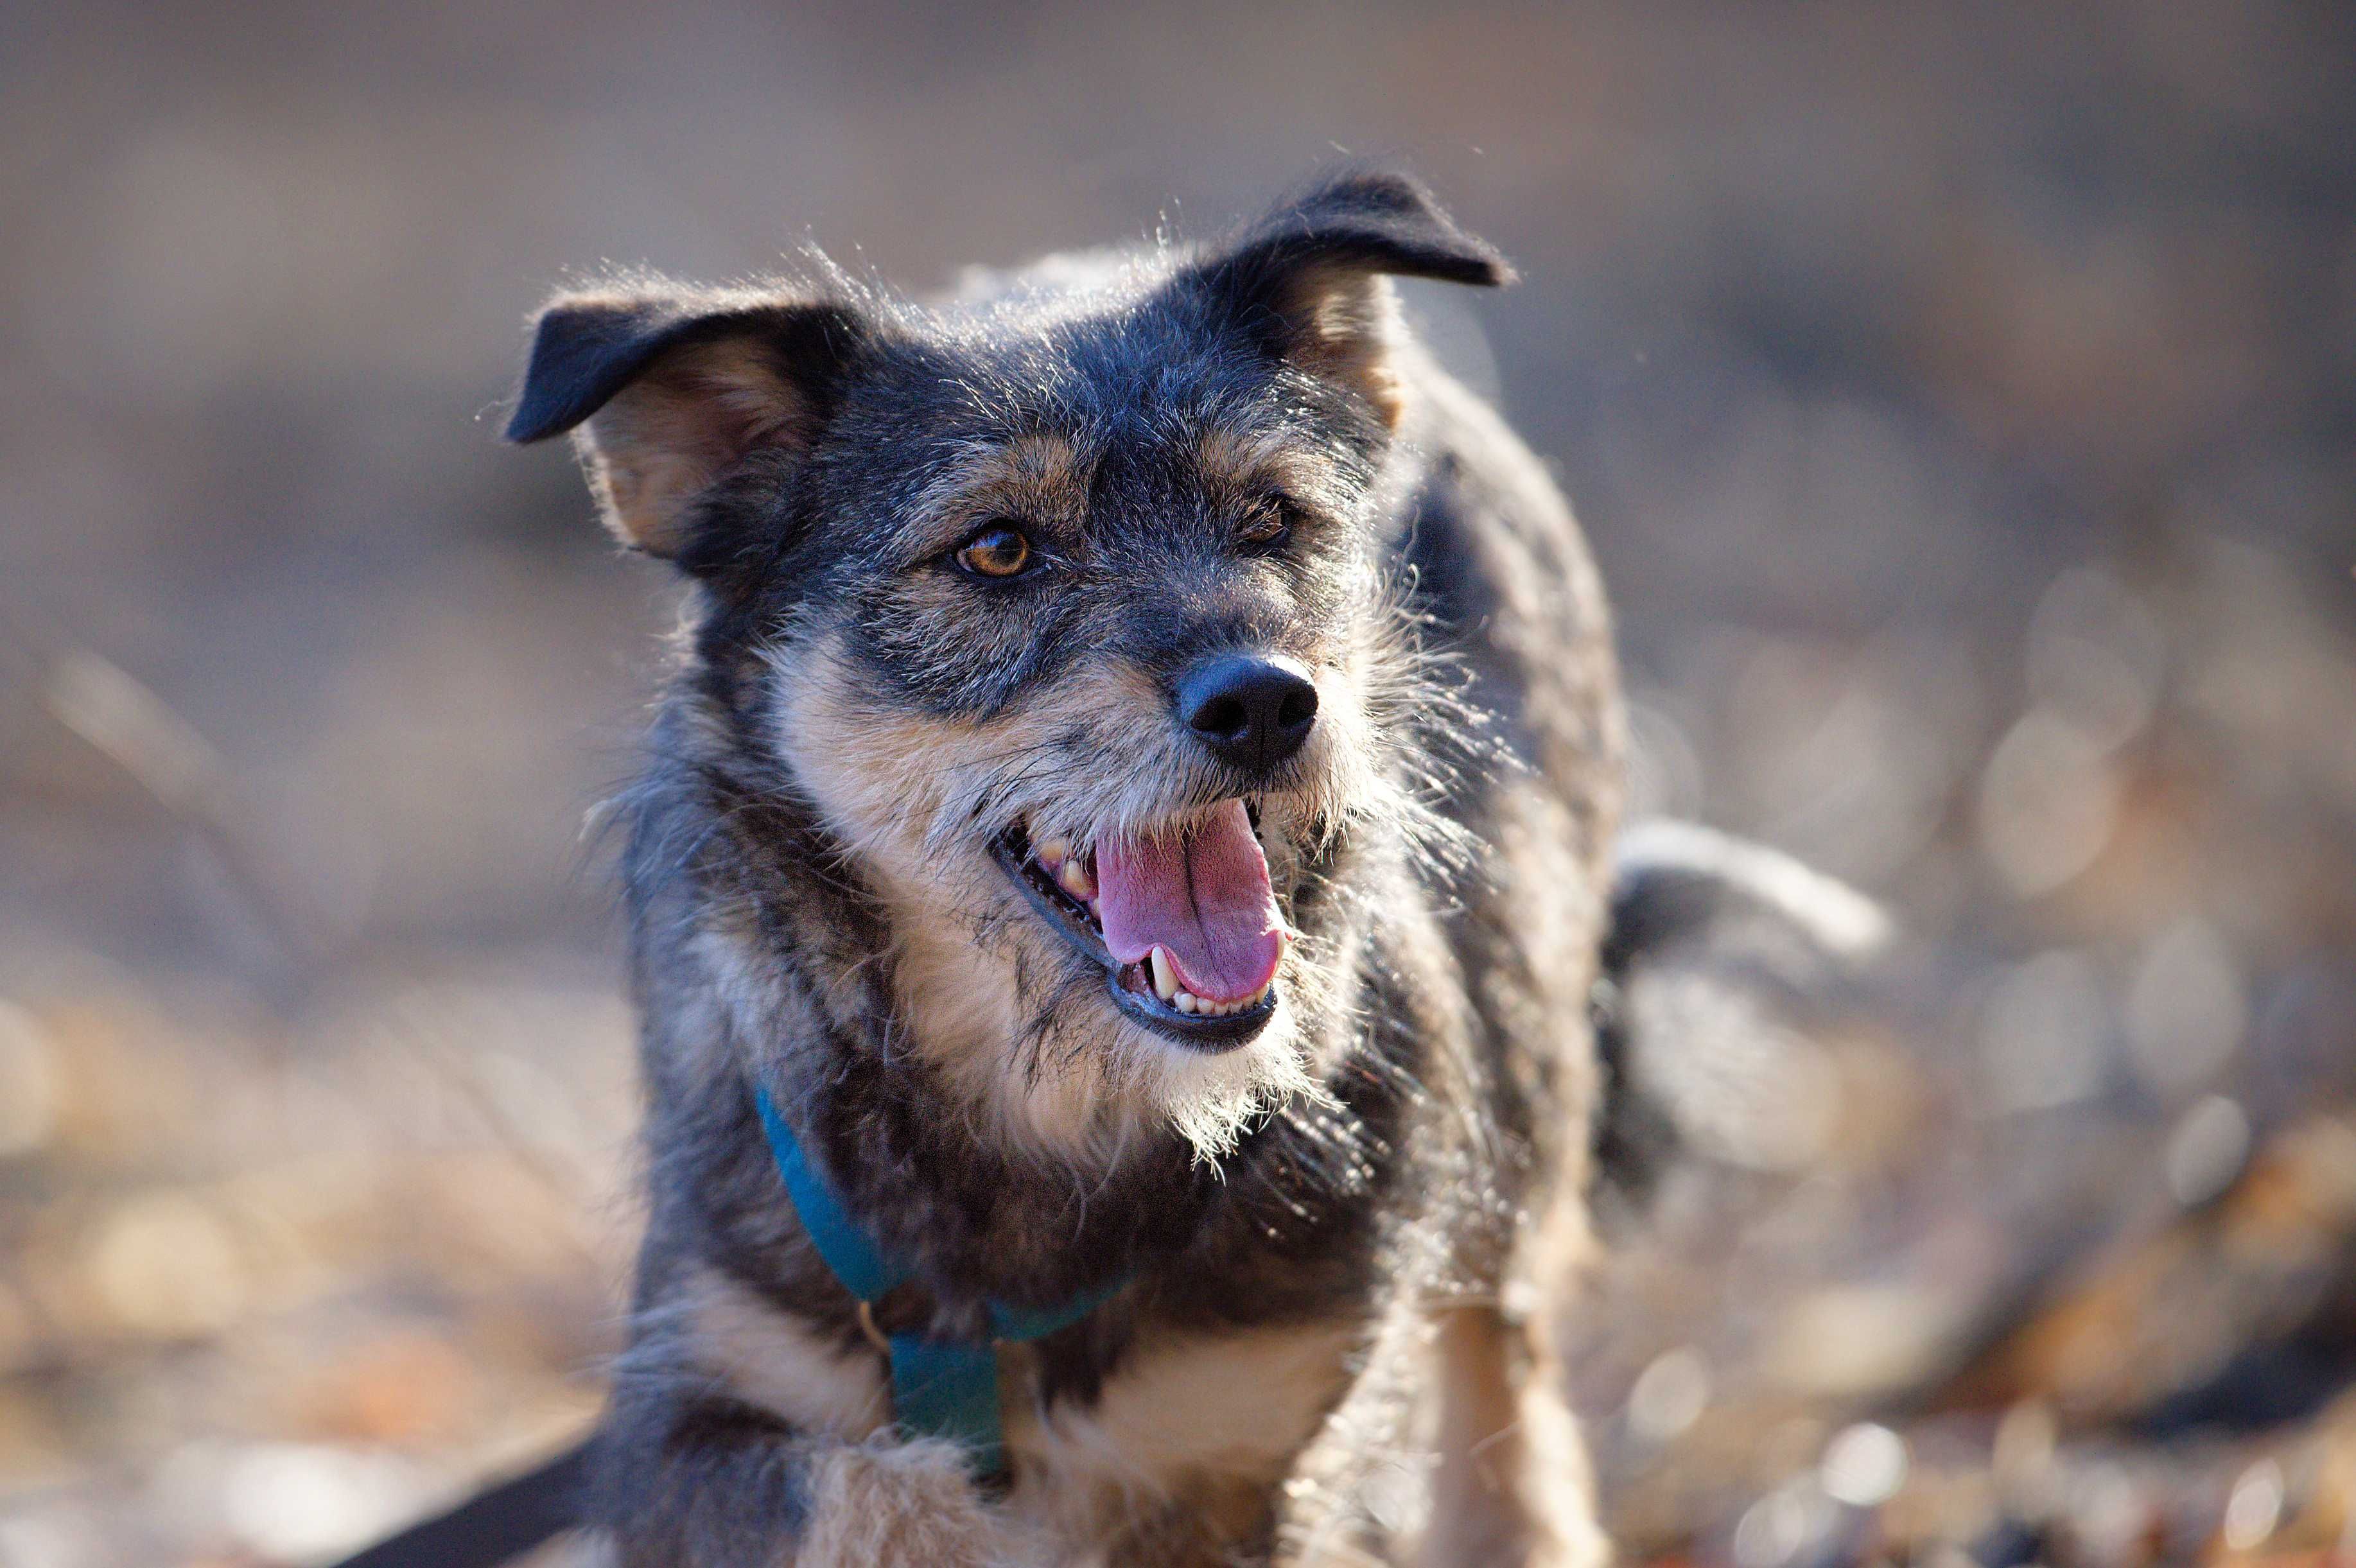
[[510, 173, 1509, 1157]]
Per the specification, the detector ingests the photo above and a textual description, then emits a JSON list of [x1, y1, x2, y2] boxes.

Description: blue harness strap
[[754, 1090, 904, 1302], [753, 1088, 1121, 1477]]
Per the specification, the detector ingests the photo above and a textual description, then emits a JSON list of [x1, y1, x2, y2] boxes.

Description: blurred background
[[1, 3, 2352, 1564]]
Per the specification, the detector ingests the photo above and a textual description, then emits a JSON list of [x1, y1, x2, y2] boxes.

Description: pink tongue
[[1095, 801, 1284, 1003]]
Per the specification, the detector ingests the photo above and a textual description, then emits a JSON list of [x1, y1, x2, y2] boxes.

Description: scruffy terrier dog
[[506, 169, 1622, 1567]]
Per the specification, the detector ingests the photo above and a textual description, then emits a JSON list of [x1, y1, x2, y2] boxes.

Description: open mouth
[[989, 801, 1284, 1050]]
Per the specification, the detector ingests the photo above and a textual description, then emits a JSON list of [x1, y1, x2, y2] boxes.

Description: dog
[[505, 168, 1624, 1567]]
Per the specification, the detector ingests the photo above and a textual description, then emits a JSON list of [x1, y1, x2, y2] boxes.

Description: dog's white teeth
[[1058, 856, 1095, 900], [1144, 950, 1266, 1016], [1035, 836, 1070, 867]]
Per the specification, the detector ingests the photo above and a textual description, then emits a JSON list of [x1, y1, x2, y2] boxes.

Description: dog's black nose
[[1177, 654, 1319, 772]]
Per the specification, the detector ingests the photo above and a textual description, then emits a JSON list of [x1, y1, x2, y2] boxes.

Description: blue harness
[[753, 1088, 1124, 1478]]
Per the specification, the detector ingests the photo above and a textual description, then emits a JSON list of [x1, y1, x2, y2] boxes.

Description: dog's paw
[[799, 1439, 1043, 1568]]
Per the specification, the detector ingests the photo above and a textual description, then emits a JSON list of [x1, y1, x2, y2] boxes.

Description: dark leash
[[322, 1438, 590, 1568]]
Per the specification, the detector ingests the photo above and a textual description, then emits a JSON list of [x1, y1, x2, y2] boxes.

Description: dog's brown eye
[[956, 524, 1033, 579], [1239, 500, 1296, 548]]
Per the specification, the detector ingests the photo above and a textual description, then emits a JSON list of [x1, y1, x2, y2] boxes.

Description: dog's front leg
[[797, 1435, 1040, 1568], [597, 1385, 1049, 1568]]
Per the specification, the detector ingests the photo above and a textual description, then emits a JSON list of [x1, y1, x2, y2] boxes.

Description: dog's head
[[510, 170, 1510, 1158]]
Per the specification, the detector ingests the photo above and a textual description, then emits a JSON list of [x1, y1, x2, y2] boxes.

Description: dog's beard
[[1133, 1000, 1322, 1163]]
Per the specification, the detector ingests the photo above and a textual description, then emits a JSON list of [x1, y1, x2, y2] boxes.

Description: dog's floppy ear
[[505, 283, 867, 560], [1193, 168, 1512, 424]]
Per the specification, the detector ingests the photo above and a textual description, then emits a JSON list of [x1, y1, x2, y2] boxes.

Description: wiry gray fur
[[507, 168, 1623, 1567]]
